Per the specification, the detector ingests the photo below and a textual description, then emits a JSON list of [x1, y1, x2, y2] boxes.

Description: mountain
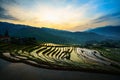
[[0, 22, 108, 45], [87, 26, 120, 40]]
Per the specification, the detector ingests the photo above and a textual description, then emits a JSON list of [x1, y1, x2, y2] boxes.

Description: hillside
[[0, 22, 108, 44], [87, 26, 120, 40]]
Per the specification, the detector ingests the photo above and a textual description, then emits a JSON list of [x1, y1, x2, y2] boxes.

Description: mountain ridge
[[0, 22, 110, 44], [87, 26, 120, 40]]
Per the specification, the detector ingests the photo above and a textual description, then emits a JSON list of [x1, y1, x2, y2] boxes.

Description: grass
[[99, 48, 120, 62]]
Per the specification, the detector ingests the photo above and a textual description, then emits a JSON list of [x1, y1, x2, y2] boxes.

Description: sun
[[43, 13, 60, 23], [38, 7, 66, 24]]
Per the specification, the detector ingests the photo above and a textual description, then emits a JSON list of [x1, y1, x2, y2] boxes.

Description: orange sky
[[0, 0, 120, 31]]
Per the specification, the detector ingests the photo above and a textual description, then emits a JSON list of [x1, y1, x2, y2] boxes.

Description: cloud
[[93, 12, 120, 24], [72, 12, 120, 31], [0, 0, 120, 31], [0, 0, 17, 20], [0, 0, 99, 29], [0, 7, 17, 20]]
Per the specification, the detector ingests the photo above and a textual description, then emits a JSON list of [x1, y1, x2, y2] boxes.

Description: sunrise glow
[[0, 0, 120, 31]]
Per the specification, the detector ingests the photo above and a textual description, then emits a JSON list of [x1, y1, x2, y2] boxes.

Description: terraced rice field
[[0, 43, 120, 74]]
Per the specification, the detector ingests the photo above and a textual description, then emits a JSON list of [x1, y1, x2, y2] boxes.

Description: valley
[[0, 42, 120, 74]]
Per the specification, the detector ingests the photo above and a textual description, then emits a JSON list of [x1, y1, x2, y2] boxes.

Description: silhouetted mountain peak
[[0, 22, 110, 44], [87, 26, 120, 40]]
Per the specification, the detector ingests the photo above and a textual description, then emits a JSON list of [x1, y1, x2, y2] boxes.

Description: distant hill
[[87, 26, 120, 40], [0, 22, 108, 45]]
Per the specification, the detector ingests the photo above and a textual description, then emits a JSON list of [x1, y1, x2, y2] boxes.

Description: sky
[[0, 0, 120, 31]]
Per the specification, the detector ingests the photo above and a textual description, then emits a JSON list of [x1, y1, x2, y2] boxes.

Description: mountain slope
[[0, 22, 108, 44], [87, 26, 120, 40]]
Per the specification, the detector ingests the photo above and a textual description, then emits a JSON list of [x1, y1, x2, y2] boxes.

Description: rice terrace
[[0, 1, 120, 79], [0, 37, 120, 74]]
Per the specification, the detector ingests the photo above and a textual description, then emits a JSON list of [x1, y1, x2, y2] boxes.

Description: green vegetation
[[84, 40, 120, 62], [0, 40, 120, 74]]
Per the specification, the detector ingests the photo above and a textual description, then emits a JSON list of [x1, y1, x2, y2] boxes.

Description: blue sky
[[0, 0, 120, 31]]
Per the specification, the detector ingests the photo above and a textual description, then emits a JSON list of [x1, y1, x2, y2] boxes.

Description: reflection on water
[[0, 59, 120, 80]]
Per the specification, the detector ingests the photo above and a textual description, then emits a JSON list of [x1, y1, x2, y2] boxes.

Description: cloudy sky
[[0, 0, 120, 31]]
